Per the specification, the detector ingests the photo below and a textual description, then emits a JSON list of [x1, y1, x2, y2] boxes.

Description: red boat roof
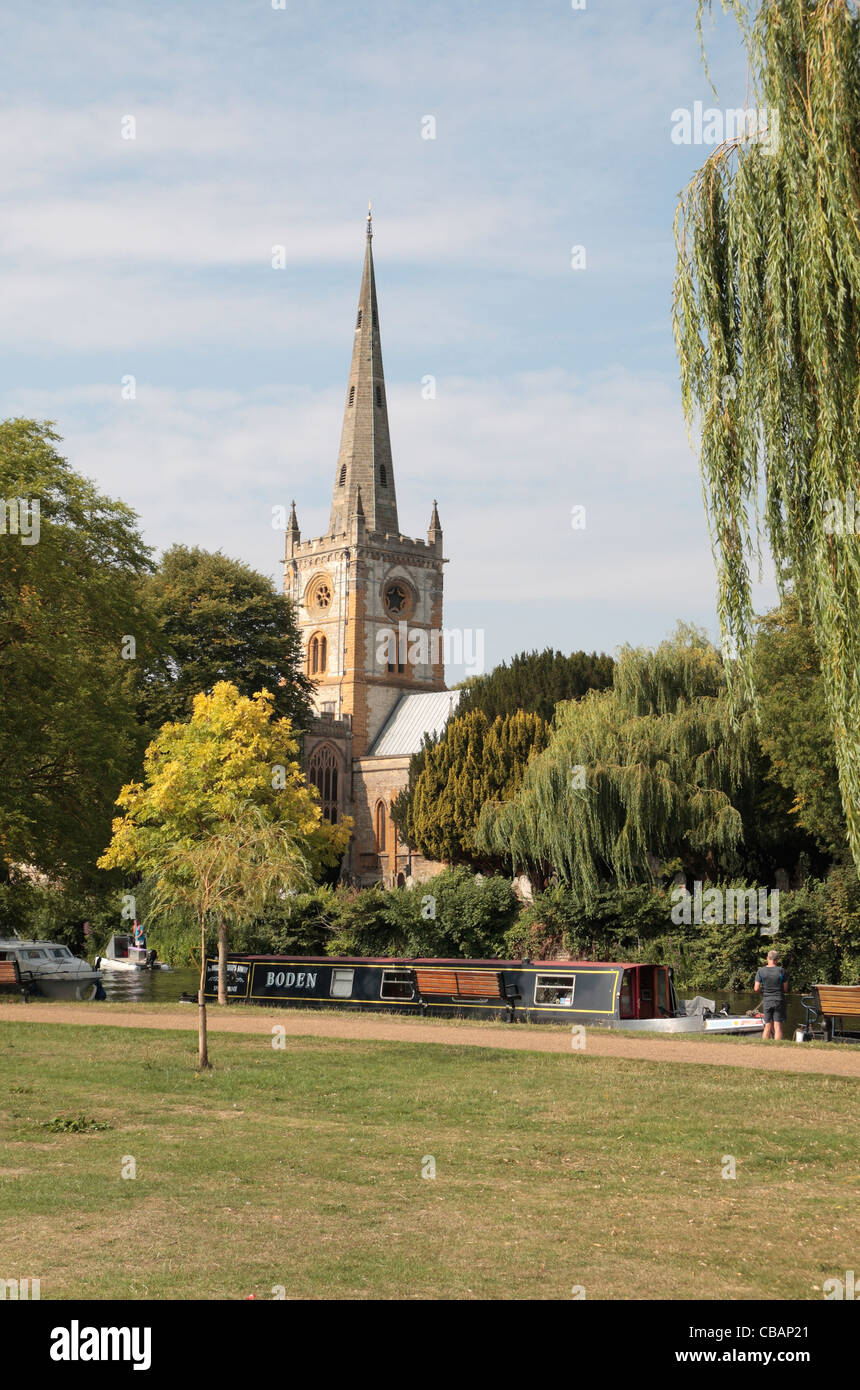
[[232, 955, 641, 969]]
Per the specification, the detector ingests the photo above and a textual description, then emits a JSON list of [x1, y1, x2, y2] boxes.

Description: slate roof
[[367, 689, 461, 757]]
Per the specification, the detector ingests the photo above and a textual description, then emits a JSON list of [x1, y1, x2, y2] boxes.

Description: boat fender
[[94, 956, 101, 970]]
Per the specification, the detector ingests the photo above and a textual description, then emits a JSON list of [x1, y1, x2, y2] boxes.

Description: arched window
[[376, 385, 382, 407], [356, 309, 362, 328], [339, 464, 347, 486], [308, 633, 327, 675], [380, 465, 387, 487], [348, 385, 355, 407], [375, 800, 387, 853], [309, 746, 339, 824]]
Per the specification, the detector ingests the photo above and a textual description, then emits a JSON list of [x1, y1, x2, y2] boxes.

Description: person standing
[[754, 948, 788, 1040]]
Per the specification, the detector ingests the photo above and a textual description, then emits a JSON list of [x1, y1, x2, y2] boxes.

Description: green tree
[[477, 627, 761, 900], [753, 595, 846, 857], [149, 805, 315, 1067], [456, 648, 614, 722], [674, 0, 860, 873], [137, 545, 312, 734], [98, 682, 351, 1060], [0, 418, 153, 886], [392, 709, 550, 869]]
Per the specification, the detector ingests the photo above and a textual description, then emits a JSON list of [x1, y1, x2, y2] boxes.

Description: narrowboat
[[203, 955, 763, 1033]]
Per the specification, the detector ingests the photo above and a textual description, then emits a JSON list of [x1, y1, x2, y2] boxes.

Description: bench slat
[[814, 985, 860, 1017]]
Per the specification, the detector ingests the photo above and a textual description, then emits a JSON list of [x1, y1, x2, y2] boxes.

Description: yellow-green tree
[[99, 682, 350, 1065]]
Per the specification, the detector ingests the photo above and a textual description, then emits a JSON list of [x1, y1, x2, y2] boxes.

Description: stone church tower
[[285, 210, 459, 885]]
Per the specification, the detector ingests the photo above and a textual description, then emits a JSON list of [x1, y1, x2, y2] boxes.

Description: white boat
[[94, 934, 171, 972], [0, 934, 103, 1001], [615, 995, 764, 1035]]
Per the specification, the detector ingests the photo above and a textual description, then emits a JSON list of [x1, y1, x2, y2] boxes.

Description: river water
[[100, 966, 200, 1003], [99, 968, 809, 1030]]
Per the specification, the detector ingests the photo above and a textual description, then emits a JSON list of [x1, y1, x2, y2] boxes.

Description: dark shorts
[[763, 1000, 786, 1023]]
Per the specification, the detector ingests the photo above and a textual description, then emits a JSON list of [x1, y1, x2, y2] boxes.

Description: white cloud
[[5, 368, 777, 626]]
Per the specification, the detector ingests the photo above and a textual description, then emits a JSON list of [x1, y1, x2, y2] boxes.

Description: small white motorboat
[[95, 934, 171, 972], [614, 996, 764, 1035], [0, 934, 104, 1001]]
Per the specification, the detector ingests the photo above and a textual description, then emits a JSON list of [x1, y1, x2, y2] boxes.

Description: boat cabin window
[[534, 973, 575, 1006], [330, 968, 355, 999], [657, 966, 671, 1016], [620, 970, 635, 1019], [22, 949, 46, 959], [380, 969, 414, 1001], [50, 948, 72, 960]]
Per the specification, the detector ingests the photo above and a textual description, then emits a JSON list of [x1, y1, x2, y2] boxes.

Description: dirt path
[[1, 1002, 859, 1077]]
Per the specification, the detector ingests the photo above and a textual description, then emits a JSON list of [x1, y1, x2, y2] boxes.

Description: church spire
[[329, 208, 399, 536]]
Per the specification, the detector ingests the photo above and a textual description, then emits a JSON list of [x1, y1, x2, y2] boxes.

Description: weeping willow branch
[[476, 627, 758, 902], [675, 0, 860, 872]]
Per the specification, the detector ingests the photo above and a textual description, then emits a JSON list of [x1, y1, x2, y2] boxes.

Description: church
[[283, 210, 460, 886]]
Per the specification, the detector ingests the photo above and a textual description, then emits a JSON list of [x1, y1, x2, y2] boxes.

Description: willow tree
[[674, 0, 860, 870], [476, 628, 759, 901]]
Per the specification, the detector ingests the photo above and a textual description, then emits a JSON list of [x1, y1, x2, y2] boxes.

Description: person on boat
[[133, 920, 147, 949], [754, 949, 788, 1040]]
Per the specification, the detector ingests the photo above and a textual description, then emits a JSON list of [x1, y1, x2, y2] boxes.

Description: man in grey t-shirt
[[754, 949, 788, 1040]]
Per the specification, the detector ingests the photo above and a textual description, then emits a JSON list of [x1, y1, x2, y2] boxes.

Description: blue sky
[[0, 0, 774, 679]]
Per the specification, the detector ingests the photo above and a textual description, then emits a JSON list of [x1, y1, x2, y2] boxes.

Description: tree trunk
[[197, 989, 210, 1070], [198, 913, 211, 1070], [217, 919, 228, 1006]]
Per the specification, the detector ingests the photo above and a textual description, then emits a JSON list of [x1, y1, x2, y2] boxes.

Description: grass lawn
[[0, 1019, 857, 1300]]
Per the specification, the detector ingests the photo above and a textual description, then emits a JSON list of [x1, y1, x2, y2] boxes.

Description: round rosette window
[[307, 574, 334, 614], [383, 578, 414, 619]]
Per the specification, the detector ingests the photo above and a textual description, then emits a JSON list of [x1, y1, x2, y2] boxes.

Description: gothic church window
[[348, 385, 355, 406], [380, 465, 387, 487], [309, 746, 339, 824], [356, 310, 362, 328], [309, 633, 327, 675], [375, 800, 387, 852], [376, 386, 382, 407], [339, 464, 347, 486]]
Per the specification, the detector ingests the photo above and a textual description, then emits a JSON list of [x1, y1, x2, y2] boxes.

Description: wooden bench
[[0, 959, 30, 1003], [811, 984, 860, 1042], [414, 968, 504, 1000]]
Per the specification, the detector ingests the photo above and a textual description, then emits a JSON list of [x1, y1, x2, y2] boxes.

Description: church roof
[[367, 689, 461, 757]]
